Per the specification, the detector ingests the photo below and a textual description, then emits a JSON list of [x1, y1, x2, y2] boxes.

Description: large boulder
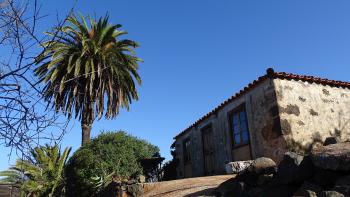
[[214, 178, 248, 197], [312, 169, 342, 188], [256, 174, 274, 186], [260, 185, 298, 197], [214, 148, 350, 197], [320, 191, 344, 197], [247, 187, 263, 197], [296, 155, 315, 182], [249, 157, 277, 175], [276, 153, 315, 185], [225, 160, 253, 174], [230, 157, 277, 187], [275, 152, 304, 184], [293, 181, 322, 197], [333, 175, 350, 196], [311, 142, 350, 171]]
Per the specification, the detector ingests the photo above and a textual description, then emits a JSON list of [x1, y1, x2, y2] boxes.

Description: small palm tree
[[0, 145, 71, 197], [35, 14, 142, 145]]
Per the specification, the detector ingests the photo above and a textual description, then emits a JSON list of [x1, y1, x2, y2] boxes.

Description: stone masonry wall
[[246, 79, 287, 163], [274, 78, 350, 154], [174, 78, 288, 178]]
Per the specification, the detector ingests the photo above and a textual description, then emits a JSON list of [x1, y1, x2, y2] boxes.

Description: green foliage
[[0, 145, 71, 197], [65, 131, 159, 197], [0, 169, 24, 184], [90, 171, 115, 195]]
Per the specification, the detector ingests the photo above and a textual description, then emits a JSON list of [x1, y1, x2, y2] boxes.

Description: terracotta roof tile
[[174, 68, 350, 139]]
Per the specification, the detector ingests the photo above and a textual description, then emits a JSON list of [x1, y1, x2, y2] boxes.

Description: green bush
[[65, 131, 159, 197]]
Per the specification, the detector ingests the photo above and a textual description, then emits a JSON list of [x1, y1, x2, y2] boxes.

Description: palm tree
[[0, 145, 71, 197], [0, 168, 24, 184], [35, 14, 142, 145]]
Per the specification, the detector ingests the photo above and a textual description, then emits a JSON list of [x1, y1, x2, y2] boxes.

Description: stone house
[[172, 68, 350, 179]]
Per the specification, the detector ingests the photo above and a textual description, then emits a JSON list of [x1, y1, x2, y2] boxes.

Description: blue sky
[[1, 0, 350, 170]]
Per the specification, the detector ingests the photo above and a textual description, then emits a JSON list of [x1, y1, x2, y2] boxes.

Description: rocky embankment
[[216, 139, 350, 197]]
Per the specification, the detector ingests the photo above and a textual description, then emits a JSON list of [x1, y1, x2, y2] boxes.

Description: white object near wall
[[225, 160, 253, 174]]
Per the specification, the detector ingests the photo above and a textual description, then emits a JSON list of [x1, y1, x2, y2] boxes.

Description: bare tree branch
[[0, 0, 75, 159]]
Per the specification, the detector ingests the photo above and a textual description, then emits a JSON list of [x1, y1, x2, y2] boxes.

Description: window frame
[[228, 104, 250, 148]]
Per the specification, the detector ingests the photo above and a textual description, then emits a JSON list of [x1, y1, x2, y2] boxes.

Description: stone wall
[[246, 79, 287, 163], [174, 78, 288, 178], [274, 78, 350, 154], [0, 184, 20, 197]]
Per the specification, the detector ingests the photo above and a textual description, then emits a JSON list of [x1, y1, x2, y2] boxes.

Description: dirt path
[[142, 175, 234, 197]]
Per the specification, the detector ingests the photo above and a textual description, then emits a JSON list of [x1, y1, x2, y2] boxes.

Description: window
[[183, 138, 191, 164], [230, 106, 250, 146]]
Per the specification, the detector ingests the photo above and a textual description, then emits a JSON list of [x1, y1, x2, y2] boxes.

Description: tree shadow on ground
[[183, 188, 217, 197]]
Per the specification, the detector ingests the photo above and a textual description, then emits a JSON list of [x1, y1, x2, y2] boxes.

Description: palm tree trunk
[[81, 120, 92, 146], [81, 109, 93, 146]]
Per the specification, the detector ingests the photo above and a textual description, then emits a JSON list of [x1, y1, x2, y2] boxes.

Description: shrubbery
[[161, 159, 178, 181], [162, 145, 178, 181], [65, 131, 159, 197]]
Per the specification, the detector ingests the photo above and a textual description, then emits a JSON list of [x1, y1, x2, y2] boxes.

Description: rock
[[323, 137, 340, 146], [214, 149, 350, 197], [261, 185, 298, 197], [312, 169, 342, 188], [225, 160, 253, 174], [247, 187, 263, 197], [293, 181, 322, 197], [275, 154, 315, 185], [98, 181, 126, 197], [320, 190, 344, 197], [249, 157, 277, 175], [224, 181, 246, 197], [257, 174, 273, 186], [333, 175, 350, 196], [238, 170, 259, 186], [138, 175, 146, 183], [127, 180, 136, 185], [215, 179, 248, 197], [233, 157, 276, 187], [311, 142, 350, 171], [275, 152, 304, 184], [126, 184, 143, 197], [214, 178, 235, 195], [294, 189, 317, 197], [296, 155, 315, 182]]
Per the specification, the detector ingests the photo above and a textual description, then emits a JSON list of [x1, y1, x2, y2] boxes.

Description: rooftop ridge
[[174, 68, 350, 139]]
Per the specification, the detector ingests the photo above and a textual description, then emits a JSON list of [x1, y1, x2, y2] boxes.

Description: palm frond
[[1, 145, 72, 196], [0, 169, 24, 183], [35, 14, 142, 121]]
